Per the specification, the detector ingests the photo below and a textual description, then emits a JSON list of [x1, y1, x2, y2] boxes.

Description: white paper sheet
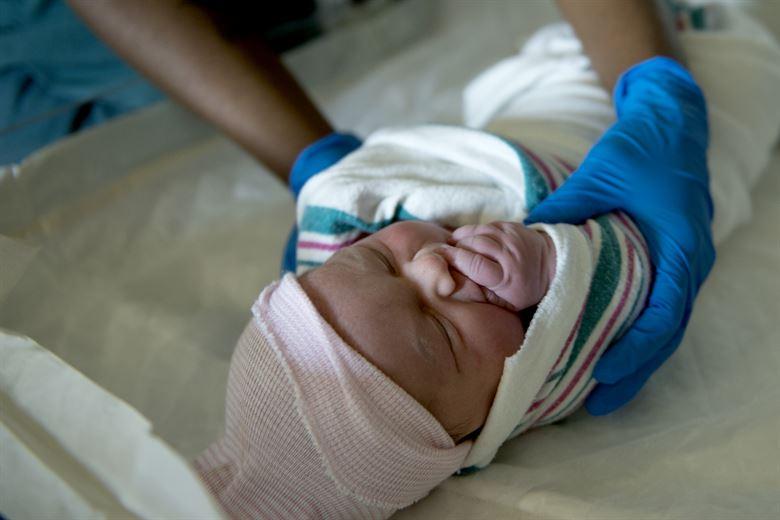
[[0, 330, 224, 519]]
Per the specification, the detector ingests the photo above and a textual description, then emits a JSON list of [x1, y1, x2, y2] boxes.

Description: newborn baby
[[289, 121, 652, 467], [195, 7, 780, 519], [299, 220, 556, 442], [195, 119, 653, 519]]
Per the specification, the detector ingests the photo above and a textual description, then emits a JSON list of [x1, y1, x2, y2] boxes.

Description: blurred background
[[1, 0, 437, 165]]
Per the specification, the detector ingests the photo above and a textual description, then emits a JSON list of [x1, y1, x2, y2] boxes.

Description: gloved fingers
[[593, 267, 689, 384], [438, 244, 504, 288], [524, 168, 614, 225], [289, 132, 362, 197], [614, 58, 708, 143], [585, 327, 684, 416]]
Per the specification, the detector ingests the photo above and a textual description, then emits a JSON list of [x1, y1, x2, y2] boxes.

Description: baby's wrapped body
[[195, 8, 780, 520], [292, 124, 651, 469]]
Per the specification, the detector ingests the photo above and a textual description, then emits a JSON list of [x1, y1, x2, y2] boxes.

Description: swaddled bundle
[[295, 125, 651, 468], [293, 3, 780, 468], [195, 5, 780, 518]]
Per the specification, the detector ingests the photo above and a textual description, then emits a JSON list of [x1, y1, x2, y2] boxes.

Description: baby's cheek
[[460, 306, 525, 361]]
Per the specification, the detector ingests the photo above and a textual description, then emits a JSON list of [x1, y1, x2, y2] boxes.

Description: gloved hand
[[525, 57, 715, 415], [288, 132, 362, 198], [282, 132, 362, 272], [440, 222, 556, 312]]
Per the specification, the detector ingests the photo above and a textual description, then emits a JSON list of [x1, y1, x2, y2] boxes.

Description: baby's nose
[[408, 244, 455, 298]]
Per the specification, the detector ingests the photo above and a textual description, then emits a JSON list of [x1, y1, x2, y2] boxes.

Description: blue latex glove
[[288, 132, 362, 198], [282, 132, 362, 272], [525, 57, 715, 415]]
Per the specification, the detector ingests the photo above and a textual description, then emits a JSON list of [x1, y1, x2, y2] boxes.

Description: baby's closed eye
[[425, 309, 460, 372]]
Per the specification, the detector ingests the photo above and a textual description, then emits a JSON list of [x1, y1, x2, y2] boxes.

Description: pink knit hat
[[195, 274, 471, 519]]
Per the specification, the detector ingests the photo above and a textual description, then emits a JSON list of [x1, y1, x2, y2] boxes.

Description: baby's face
[[299, 221, 525, 442]]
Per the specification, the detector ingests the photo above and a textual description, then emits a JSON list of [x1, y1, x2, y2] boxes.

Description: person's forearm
[[556, 0, 683, 91], [68, 0, 332, 181]]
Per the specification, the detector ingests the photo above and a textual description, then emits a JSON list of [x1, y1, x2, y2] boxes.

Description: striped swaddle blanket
[[293, 3, 780, 468], [295, 125, 650, 469]]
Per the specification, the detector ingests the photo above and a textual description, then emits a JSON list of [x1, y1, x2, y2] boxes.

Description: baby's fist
[[441, 222, 556, 311]]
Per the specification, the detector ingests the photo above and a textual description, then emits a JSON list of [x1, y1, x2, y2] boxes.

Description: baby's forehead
[[311, 251, 410, 309], [326, 242, 384, 272], [377, 220, 453, 240]]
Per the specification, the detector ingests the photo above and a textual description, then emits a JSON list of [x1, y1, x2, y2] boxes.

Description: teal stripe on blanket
[[300, 205, 419, 235], [546, 367, 564, 383], [615, 245, 644, 340], [544, 379, 594, 425], [561, 216, 622, 377], [515, 217, 623, 433], [297, 260, 324, 268], [613, 218, 650, 340], [498, 137, 549, 210]]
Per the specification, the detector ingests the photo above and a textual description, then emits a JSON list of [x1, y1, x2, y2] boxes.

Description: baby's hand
[[440, 222, 556, 312]]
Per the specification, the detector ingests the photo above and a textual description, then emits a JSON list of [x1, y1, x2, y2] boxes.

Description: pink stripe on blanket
[[612, 212, 651, 302], [546, 220, 595, 377], [526, 305, 586, 414], [550, 155, 576, 179], [518, 143, 559, 190], [555, 157, 576, 174], [298, 238, 358, 251], [614, 211, 649, 260], [538, 241, 637, 421], [526, 223, 594, 415], [581, 221, 593, 240]]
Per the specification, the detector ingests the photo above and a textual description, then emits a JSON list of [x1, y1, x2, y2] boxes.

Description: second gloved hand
[[283, 132, 362, 273]]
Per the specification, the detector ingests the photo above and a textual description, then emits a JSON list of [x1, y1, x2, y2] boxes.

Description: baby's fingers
[[452, 223, 504, 242], [439, 245, 503, 288], [455, 234, 505, 264]]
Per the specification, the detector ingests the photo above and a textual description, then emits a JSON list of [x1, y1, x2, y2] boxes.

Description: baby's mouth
[[412, 243, 499, 306], [433, 244, 519, 310], [422, 244, 489, 304]]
